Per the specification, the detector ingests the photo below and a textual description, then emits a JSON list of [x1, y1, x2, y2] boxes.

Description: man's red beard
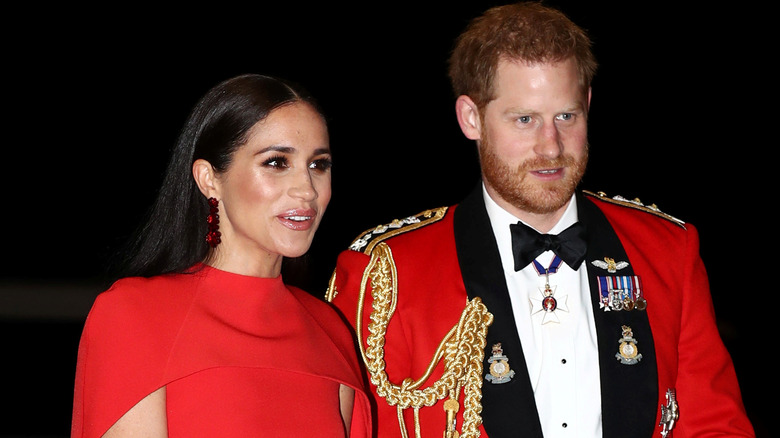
[[478, 140, 588, 215]]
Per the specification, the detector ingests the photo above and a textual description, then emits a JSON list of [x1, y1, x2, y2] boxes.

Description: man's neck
[[484, 186, 576, 233]]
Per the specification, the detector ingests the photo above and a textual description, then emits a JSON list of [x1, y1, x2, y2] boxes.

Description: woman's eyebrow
[[256, 145, 295, 155]]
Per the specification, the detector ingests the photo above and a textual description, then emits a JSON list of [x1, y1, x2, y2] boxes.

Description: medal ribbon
[[531, 255, 564, 276], [597, 275, 644, 310]]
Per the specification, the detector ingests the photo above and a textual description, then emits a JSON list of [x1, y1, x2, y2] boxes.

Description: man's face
[[477, 57, 590, 218]]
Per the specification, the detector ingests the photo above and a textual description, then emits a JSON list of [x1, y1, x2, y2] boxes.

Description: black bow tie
[[510, 221, 587, 271]]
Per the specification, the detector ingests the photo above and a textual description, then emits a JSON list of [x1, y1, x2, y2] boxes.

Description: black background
[[2, 2, 769, 436]]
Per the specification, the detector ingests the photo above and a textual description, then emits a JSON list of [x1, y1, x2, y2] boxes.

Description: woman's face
[[212, 102, 331, 275]]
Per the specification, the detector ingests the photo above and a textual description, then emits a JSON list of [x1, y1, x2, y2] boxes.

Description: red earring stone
[[206, 197, 221, 248]]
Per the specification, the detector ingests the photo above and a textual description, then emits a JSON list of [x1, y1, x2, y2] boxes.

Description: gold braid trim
[[357, 242, 493, 438], [583, 190, 686, 228]]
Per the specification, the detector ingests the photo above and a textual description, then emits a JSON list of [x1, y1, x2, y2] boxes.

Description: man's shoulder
[[327, 205, 458, 304], [582, 189, 687, 230], [345, 206, 453, 255]]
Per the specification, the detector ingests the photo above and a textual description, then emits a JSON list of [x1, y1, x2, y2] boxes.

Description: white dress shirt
[[483, 185, 603, 438]]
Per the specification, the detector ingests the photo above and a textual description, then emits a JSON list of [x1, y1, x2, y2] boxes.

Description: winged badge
[[591, 257, 629, 273]]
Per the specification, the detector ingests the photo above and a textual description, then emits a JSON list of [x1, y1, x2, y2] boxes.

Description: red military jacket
[[327, 186, 754, 438]]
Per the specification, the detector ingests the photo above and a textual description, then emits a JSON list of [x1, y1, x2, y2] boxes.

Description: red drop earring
[[206, 197, 221, 248]]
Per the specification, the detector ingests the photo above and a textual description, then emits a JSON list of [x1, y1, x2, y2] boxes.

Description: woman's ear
[[192, 159, 219, 198], [455, 95, 482, 140]]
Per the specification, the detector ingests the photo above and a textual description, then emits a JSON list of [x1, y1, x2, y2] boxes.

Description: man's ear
[[192, 159, 219, 198], [455, 95, 482, 140], [587, 87, 592, 111]]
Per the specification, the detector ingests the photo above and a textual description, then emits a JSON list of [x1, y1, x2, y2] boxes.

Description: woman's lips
[[277, 209, 317, 231]]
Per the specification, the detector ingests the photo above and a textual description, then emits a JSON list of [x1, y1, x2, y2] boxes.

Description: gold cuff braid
[[356, 243, 493, 438]]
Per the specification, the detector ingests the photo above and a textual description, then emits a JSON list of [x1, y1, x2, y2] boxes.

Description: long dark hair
[[109, 74, 324, 281]]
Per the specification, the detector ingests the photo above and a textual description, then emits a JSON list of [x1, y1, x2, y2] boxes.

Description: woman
[[71, 74, 372, 437]]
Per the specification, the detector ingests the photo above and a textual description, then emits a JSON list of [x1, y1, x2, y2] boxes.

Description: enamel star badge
[[485, 343, 515, 384], [530, 283, 568, 324], [616, 325, 642, 365]]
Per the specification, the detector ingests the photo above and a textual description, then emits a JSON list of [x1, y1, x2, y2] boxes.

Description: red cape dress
[[72, 264, 372, 437]]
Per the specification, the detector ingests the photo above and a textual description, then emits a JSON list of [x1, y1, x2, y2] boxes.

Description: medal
[[531, 283, 569, 324], [529, 256, 569, 324], [597, 275, 646, 312], [635, 295, 647, 311], [542, 285, 558, 312]]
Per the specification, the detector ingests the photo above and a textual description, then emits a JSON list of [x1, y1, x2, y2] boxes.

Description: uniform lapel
[[453, 188, 659, 437], [454, 185, 544, 438], [578, 193, 659, 437]]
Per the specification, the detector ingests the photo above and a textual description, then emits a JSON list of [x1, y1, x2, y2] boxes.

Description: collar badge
[[616, 325, 643, 365], [485, 343, 515, 384]]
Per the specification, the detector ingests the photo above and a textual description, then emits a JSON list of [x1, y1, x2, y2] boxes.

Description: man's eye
[[557, 113, 573, 121], [518, 116, 532, 124]]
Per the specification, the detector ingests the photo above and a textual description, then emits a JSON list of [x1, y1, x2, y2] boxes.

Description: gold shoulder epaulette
[[583, 190, 686, 229], [348, 207, 448, 254]]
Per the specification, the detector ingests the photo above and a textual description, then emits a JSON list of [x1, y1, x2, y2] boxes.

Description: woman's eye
[[310, 158, 333, 171], [263, 156, 289, 168], [518, 116, 532, 124]]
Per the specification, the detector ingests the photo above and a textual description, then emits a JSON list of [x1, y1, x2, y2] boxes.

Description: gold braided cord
[[396, 408, 408, 438], [356, 243, 493, 438]]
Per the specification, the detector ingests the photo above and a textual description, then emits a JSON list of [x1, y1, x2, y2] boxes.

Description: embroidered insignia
[[591, 257, 629, 273], [348, 207, 447, 254], [616, 325, 642, 365], [485, 343, 515, 384], [659, 388, 679, 437], [583, 190, 686, 229], [597, 275, 647, 311], [349, 216, 421, 251]]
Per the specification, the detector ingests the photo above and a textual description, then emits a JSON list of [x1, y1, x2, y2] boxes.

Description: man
[[326, 3, 754, 437]]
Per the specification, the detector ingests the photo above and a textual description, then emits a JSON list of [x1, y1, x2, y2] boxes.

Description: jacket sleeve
[[671, 224, 754, 437]]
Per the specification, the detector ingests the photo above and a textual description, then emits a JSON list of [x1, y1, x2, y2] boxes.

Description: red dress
[[71, 264, 372, 437]]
